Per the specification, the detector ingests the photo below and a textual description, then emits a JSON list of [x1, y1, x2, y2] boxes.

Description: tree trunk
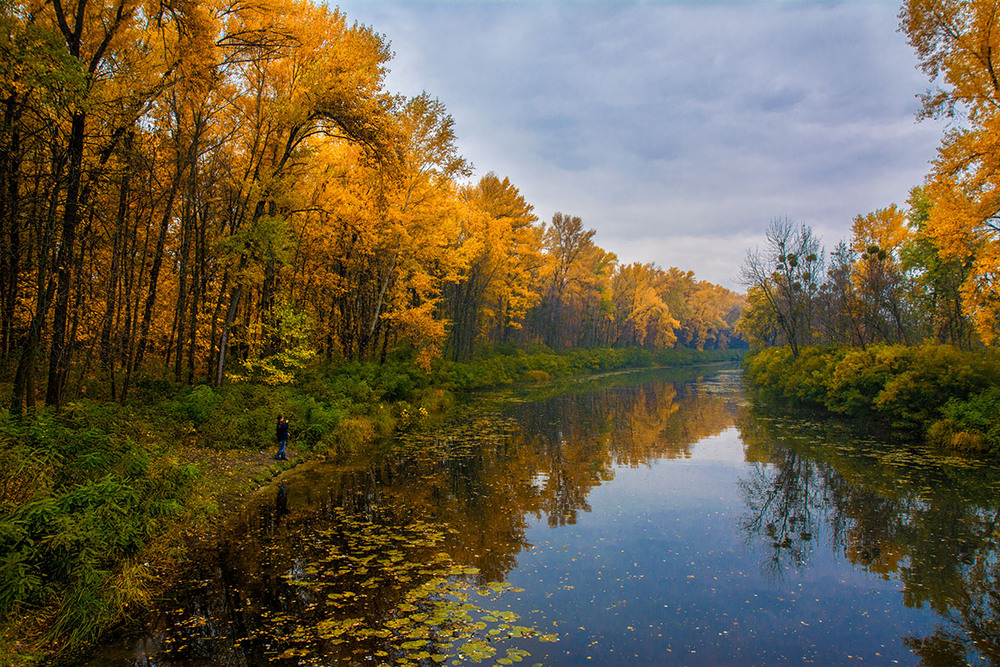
[[135, 163, 182, 369], [100, 132, 133, 370], [46, 111, 86, 407], [0, 93, 23, 358], [215, 283, 243, 386]]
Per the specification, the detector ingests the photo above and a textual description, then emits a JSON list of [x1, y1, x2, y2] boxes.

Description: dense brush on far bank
[[743, 344, 1000, 455], [0, 346, 739, 664]]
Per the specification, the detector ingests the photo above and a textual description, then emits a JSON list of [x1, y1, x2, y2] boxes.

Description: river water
[[87, 365, 1000, 666]]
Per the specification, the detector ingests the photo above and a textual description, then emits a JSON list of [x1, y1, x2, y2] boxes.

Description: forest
[[0, 0, 744, 414], [737, 0, 1000, 456]]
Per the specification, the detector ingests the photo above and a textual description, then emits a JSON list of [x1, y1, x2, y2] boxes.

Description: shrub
[[415, 388, 454, 413], [332, 415, 378, 454], [194, 384, 290, 450], [933, 386, 1000, 454], [171, 384, 221, 426], [874, 344, 986, 430], [523, 370, 551, 382], [745, 343, 1000, 452], [288, 395, 344, 448], [825, 348, 889, 417], [743, 347, 796, 398], [783, 347, 840, 407]]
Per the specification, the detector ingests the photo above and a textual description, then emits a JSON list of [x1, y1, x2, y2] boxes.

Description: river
[[85, 364, 1000, 666]]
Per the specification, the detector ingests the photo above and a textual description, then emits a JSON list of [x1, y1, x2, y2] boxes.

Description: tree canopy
[[0, 0, 744, 410]]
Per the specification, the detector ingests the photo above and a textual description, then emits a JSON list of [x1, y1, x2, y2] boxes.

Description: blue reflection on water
[[501, 427, 942, 666]]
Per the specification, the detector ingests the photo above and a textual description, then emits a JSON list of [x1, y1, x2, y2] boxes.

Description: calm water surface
[[88, 366, 1000, 666]]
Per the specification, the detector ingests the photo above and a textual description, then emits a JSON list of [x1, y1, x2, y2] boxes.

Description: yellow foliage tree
[[847, 205, 912, 344], [902, 0, 1000, 343], [446, 173, 542, 360]]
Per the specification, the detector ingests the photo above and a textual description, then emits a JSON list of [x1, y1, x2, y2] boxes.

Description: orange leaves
[[960, 247, 1000, 344], [4, 0, 747, 408], [850, 206, 909, 257], [902, 0, 1000, 345], [611, 263, 674, 348], [451, 174, 543, 349]]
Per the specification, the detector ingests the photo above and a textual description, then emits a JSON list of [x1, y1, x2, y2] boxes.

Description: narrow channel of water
[[85, 366, 1000, 666]]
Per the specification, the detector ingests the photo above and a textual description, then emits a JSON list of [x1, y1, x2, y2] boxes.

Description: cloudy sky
[[333, 0, 947, 290]]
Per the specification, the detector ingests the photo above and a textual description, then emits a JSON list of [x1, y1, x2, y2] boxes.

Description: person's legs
[[278, 437, 287, 459]]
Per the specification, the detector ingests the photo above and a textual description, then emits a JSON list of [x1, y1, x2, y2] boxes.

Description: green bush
[[788, 347, 841, 406], [192, 384, 290, 449], [825, 348, 890, 417], [874, 345, 987, 430], [932, 386, 1000, 454], [288, 395, 344, 448], [743, 346, 797, 399], [744, 343, 1000, 451], [171, 384, 222, 426]]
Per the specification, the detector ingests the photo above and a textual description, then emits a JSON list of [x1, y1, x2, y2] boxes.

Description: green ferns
[[0, 405, 200, 654]]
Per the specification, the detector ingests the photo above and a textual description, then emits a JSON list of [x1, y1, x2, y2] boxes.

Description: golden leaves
[[903, 0, 1000, 345]]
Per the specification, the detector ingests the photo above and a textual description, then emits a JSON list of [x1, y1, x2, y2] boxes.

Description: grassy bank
[[0, 346, 740, 664], [743, 344, 1000, 455], [441, 345, 744, 389]]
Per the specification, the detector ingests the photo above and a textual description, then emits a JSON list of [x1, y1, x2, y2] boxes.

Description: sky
[[332, 0, 948, 291]]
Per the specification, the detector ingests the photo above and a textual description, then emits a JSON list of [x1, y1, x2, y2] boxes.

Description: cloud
[[334, 0, 946, 290]]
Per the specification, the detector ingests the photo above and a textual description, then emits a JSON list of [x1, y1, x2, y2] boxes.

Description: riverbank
[[743, 343, 1000, 455], [0, 346, 742, 665]]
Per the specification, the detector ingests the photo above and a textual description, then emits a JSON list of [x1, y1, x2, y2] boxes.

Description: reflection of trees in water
[[737, 408, 1000, 665], [509, 377, 738, 527], [142, 487, 541, 665], [739, 448, 821, 577], [100, 370, 741, 665]]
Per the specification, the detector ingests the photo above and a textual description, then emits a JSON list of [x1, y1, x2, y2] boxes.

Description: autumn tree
[[901, 0, 1000, 343], [738, 287, 782, 349], [609, 262, 675, 349], [289, 93, 468, 369], [4, 0, 210, 410], [816, 242, 866, 347], [209, 0, 396, 385], [530, 212, 616, 348], [445, 173, 541, 360], [900, 187, 973, 347], [848, 205, 912, 345], [656, 268, 744, 351], [368, 93, 470, 368]]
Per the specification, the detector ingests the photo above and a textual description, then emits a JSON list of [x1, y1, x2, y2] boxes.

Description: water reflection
[[737, 408, 1000, 665], [86, 368, 739, 666], [83, 366, 1000, 666]]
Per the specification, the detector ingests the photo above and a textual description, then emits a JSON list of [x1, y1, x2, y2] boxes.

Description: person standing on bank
[[275, 415, 289, 460]]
